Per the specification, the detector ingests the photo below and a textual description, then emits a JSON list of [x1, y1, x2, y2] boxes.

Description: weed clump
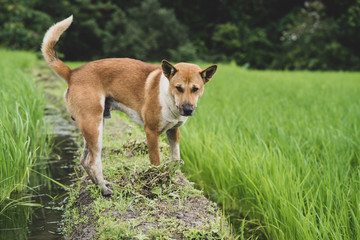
[[133, 160, 182, 198]]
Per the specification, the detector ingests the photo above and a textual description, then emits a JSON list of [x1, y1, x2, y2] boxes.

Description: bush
[[211, 23, 242, 61], [274, 1, 360, 70], [103, 0, 191, 61], [0, 1, 51, 50]]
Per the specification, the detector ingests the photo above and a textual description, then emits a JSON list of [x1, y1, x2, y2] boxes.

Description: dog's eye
[[192, 87, 199, 93], [176, 86, 183, 93]]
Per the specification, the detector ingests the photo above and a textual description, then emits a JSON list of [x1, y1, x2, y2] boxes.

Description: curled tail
[[41, 15, 73, 83]]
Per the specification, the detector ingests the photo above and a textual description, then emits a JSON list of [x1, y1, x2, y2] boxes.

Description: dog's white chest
[[160, 116, 187, 134], [159, 74, 187, 134]]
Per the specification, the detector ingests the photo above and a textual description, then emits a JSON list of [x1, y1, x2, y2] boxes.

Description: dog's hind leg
[[79, 140, 94, 183], [77, 107, 113, 196]]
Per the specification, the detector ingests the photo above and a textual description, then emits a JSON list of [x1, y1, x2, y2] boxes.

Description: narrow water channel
[[0, 110, 79, 239]]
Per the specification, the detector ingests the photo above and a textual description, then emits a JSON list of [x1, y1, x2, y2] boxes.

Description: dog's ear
[[200, 65, 217, 84], [162, 60, 177, 80]]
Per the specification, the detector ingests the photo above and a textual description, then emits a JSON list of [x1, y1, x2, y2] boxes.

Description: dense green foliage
[[1, 0, 359, 70], [0, 50, 49, 202], [181, 66, 360, 239]]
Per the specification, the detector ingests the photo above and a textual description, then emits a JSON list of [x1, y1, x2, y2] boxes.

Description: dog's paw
[[101, 185, 114, 196]]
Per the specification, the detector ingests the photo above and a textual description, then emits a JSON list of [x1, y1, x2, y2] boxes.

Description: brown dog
[[42, 16, 217, 196]]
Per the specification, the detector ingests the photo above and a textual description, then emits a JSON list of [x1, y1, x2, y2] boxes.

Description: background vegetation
[[1, 0, 360, 70]]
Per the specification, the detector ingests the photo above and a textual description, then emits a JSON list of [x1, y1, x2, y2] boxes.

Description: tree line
[[1, 0, 359, 70]]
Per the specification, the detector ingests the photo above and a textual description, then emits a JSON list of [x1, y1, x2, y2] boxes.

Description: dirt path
[[36, 63, 232, 239]]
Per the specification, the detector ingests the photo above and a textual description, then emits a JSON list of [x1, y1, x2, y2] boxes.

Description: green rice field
[[181, 65, 360, 239], [0, 50, 49, 203]]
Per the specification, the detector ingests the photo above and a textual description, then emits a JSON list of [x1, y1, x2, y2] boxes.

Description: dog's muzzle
[[180, 104, 194, 116]]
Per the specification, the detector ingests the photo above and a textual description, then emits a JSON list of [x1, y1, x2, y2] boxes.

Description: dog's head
[[162, 60, 217, 116]]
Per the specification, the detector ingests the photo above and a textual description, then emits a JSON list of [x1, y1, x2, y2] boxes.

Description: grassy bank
[[181, 66, 360, 239], [0, 50, 50, 203], [62, 113, 232, 239]]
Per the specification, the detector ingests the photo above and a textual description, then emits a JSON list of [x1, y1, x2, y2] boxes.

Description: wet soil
[[26, 110, 79, 240]]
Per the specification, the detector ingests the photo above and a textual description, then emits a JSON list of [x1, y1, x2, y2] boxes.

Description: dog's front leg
[[145, 128, 161, 165], [166, 128, 180, 161]]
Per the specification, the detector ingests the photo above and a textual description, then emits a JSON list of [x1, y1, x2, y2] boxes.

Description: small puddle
[[0, 109, 79, 239]]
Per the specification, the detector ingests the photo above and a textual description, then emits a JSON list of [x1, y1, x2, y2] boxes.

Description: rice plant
[[0, 50, 50, 202], [181, 65, 360, 239]]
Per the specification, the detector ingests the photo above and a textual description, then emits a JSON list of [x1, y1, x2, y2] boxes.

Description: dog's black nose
[[182, 105, 193, 116]]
